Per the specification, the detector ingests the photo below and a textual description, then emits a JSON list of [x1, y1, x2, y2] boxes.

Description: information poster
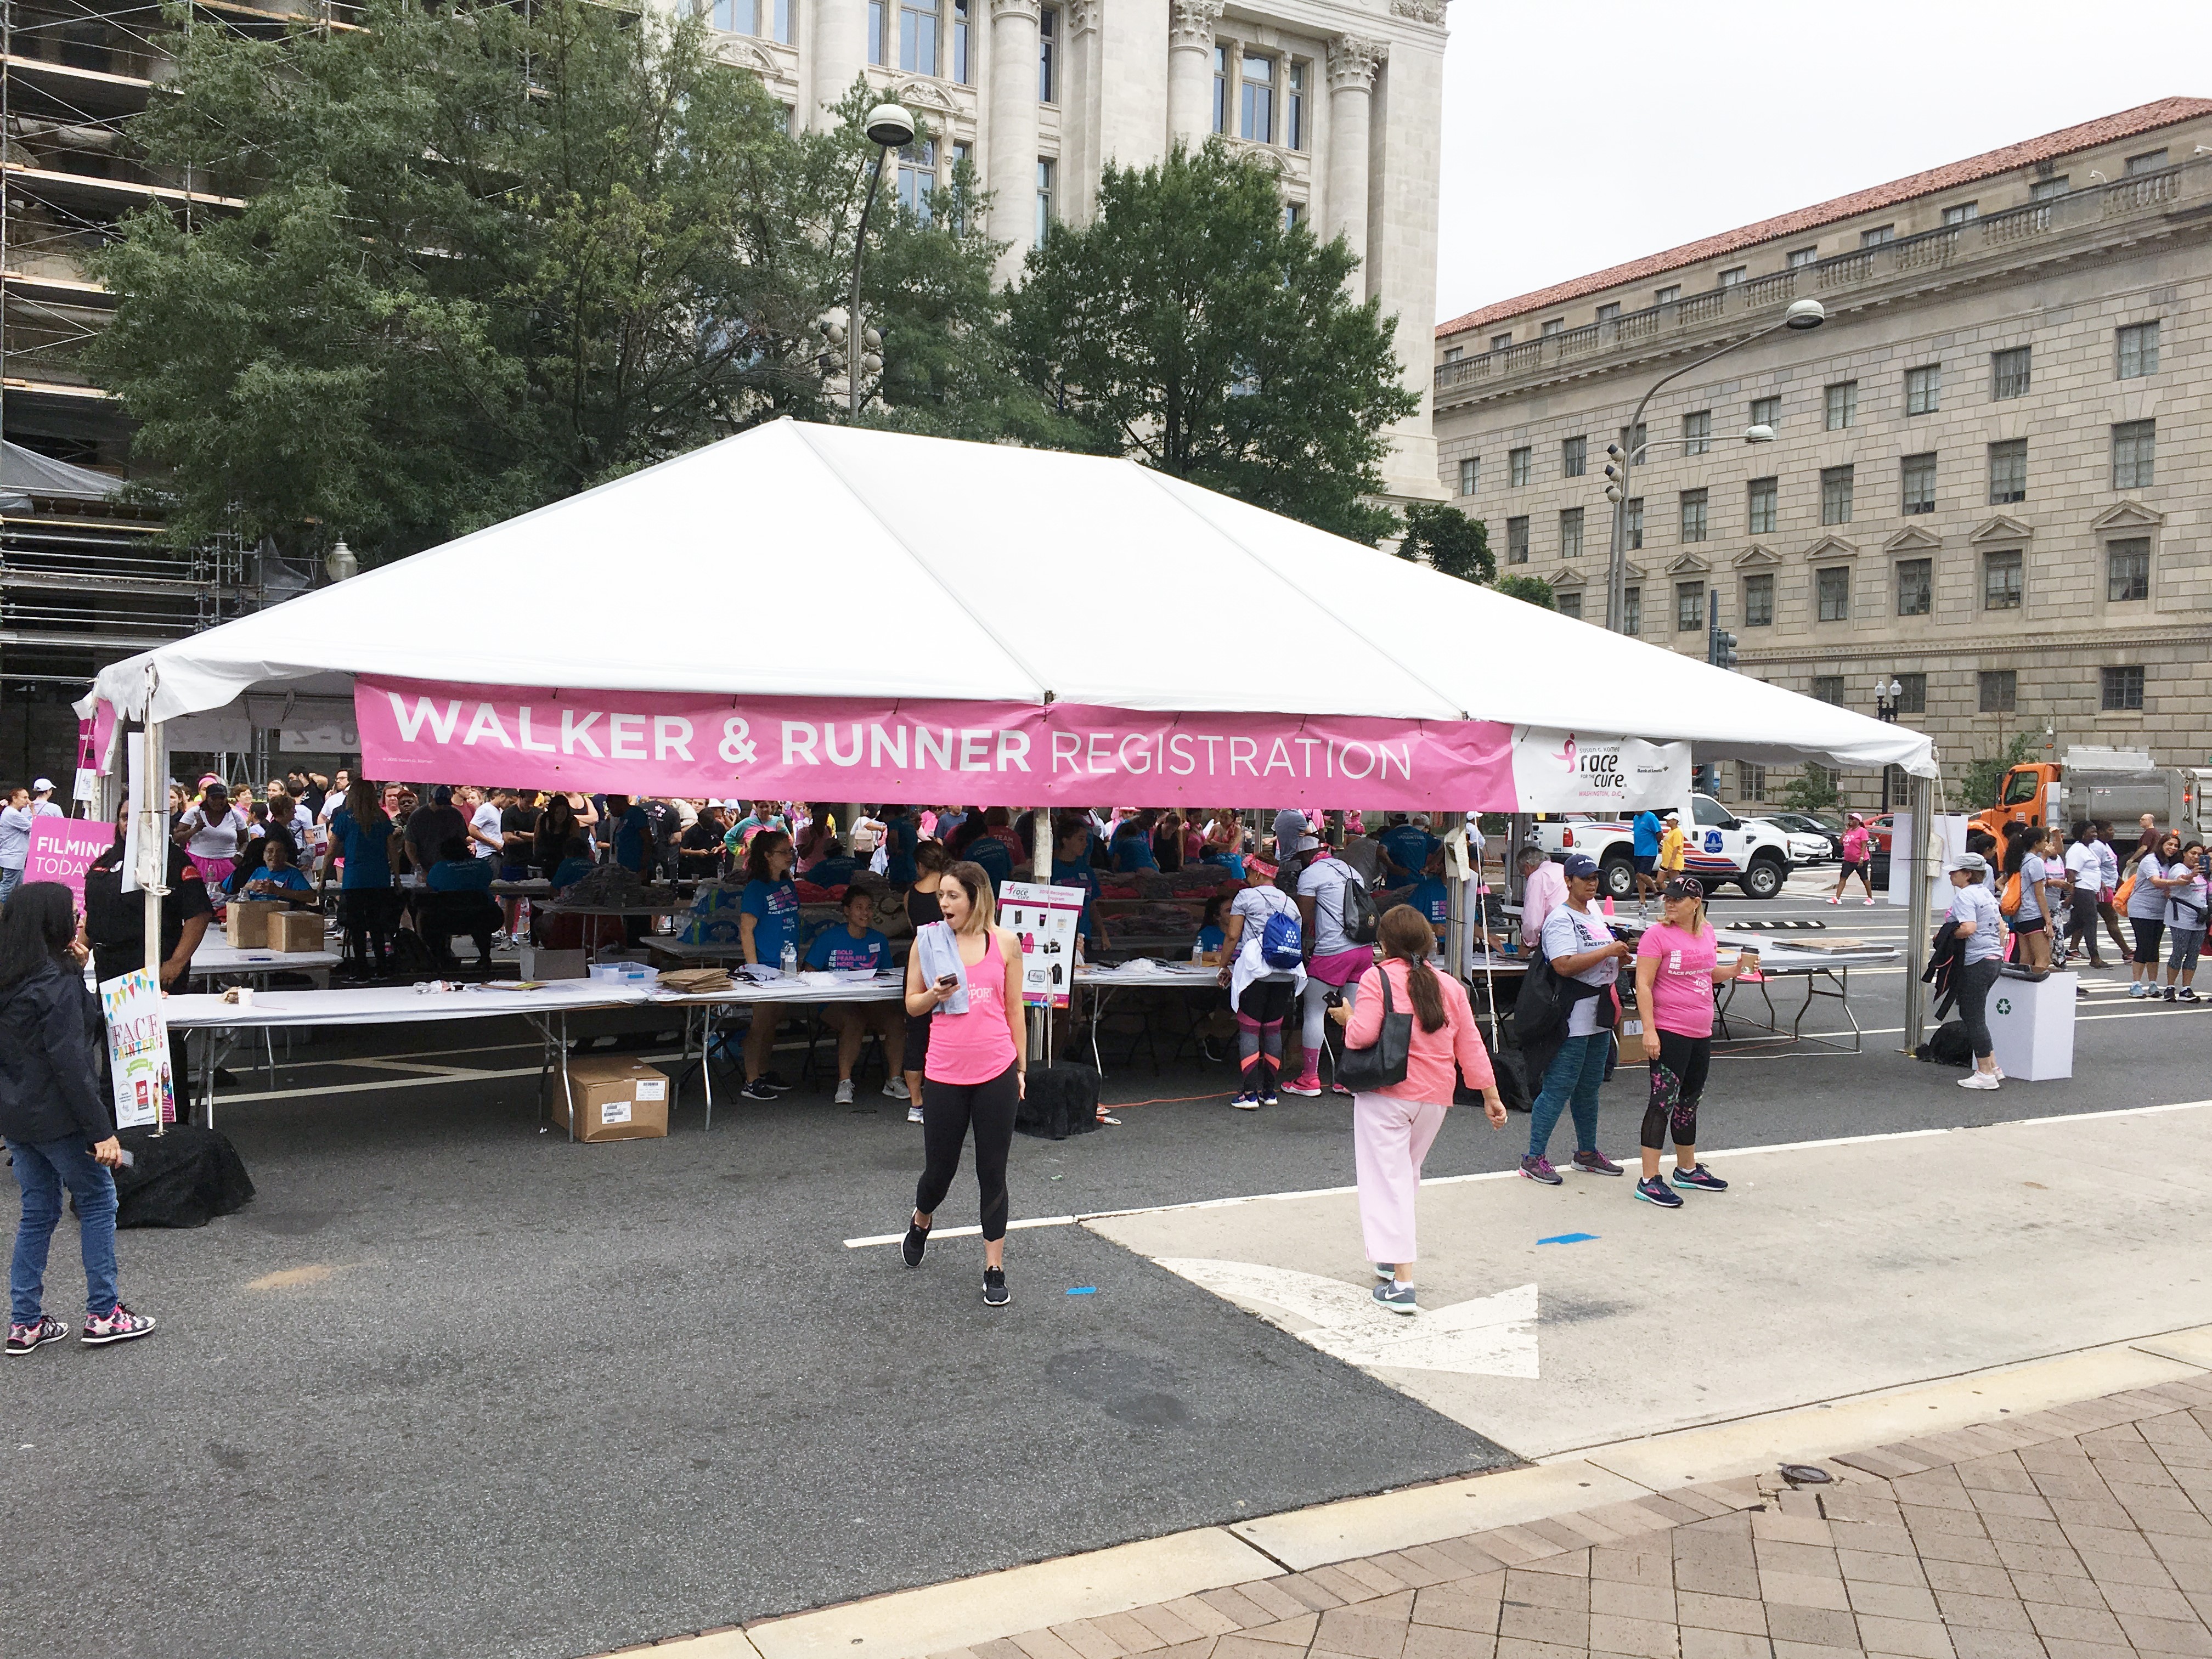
[[99, 968, 175, 1128], [1000, 881, 1085, 1010], [26, 816, 117, 914]]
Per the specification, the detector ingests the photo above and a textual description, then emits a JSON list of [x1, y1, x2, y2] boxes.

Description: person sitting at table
[[421, 836, 500, 970], [802, 836, 864, 890], [1111, 811, 1159, 873], [806, 889, 907, 1105], [1198, 895, 1228, 958], [235, 832, 314, 904], [737, 830, 801, 1102], [548, 834, 596, 896]]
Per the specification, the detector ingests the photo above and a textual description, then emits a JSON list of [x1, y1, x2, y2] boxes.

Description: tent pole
[[140, 693, 168, 1137], [1902, 772, 1934, 1054]]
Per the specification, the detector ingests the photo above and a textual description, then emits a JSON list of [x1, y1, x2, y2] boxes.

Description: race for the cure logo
[[1554, 733, 1626, 793]]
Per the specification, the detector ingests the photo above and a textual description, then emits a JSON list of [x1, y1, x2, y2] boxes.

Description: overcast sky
[[1432, 0, 2212, 325]]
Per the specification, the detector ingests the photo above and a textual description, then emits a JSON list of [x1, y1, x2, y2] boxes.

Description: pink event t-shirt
[[1636, 921, 1718, 1038]]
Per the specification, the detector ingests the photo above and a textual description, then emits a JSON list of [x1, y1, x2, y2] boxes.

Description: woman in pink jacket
[[1334, 906, 1508, 1314]]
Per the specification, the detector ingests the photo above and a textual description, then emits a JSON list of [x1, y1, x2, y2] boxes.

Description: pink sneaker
[[1280, 1071, 1322, 1096], [81, 1304, 156, 1347], [6, 1314, 67, 1356]]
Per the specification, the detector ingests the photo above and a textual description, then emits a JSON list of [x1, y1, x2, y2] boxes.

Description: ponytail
[[1376, 905, 1447, 1032]]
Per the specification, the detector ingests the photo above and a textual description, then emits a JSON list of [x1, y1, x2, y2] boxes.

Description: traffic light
[[1709, 629, 1740, 670], [1602, 442, 1628, 503]]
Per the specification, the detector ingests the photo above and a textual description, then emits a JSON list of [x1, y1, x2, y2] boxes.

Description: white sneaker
[[906, 1104, 925, 1124], [1827, 896, 1841, 905], [834, 1079, 855, 1105], [882, 1077, 911, 1101], [1864, 898, 1876, 906], [1957, 1070, 2000, 1091]]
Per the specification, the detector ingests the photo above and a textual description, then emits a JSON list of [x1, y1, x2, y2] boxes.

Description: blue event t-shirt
[[1633, 812, 1662, 857], [1408, 877, 1451, 929], [967, 833, 1013, 894], [611, 804, 651, 871], [804, 854, 862, 888], [1052, 858, 1101, 941], [886, 816, 918, 885], [1378, 824, 1439, 878], [806, 926, 890, 972], [329, 807, 392, 891], [1111, 832, 1157, 872], [1201, 850, 1247, 881], [551, 855, 595, 893], [232, 862, 312, 896], [1198, 923, 1226, 953], [741, 877, 800, 963], [428, 857, 494, 893]]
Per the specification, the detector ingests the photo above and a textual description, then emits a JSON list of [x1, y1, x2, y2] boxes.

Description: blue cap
[[1562, 853, 1599, 880]]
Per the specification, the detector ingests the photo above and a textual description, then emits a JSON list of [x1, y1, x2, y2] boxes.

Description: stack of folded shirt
[[658, 967, 733, 994]]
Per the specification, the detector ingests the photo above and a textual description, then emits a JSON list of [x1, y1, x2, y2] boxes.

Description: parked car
[[1528, 794, 1796, 901], [1746, 818, 1836, 867], [1755, 812, 1843, 862]]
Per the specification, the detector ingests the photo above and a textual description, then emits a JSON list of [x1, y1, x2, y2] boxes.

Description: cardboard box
[[544, 1057, 669, 1142], [518, 945, 588, 980], [267, 910, 325, 953], [225, 900, 286, 948]]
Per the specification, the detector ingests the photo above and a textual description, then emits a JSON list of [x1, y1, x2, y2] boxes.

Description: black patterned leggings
[[1641, 1030, 1711, 1151]]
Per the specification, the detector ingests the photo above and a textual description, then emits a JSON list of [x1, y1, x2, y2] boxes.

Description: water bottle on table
[[780, 941, 798, 977]]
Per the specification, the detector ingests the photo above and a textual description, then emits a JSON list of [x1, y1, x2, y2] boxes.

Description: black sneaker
[[2165, 986, 2179, 1003], [982, 1267, 1008, 1308], [901, 1218, 929, 1268], [759, 1071, 795, 1093], [739, 1079, 780, 1102], [6, 1314, 67, 1355]]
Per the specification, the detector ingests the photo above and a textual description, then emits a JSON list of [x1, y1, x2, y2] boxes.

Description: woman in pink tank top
[[899, 860, 1026, 1307]]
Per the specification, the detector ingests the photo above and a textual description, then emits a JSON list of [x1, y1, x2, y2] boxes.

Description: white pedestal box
[[1985, 970, 2076, 1082]]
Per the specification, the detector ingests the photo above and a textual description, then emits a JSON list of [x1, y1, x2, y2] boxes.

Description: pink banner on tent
[[26, 816, 116, 913], [354, 678, 1516, 810]]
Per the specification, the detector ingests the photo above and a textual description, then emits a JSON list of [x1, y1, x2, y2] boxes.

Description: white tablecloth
[[163, 981, 647, 1029]]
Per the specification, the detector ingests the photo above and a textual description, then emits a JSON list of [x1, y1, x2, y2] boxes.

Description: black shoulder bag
[[1336, 967, 1412, 1092]]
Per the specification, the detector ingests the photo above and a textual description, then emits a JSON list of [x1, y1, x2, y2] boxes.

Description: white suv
[[1528, 794, 1796, 902]]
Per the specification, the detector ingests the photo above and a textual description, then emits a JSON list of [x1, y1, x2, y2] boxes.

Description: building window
[[2117, 321, 2160, 380], [1987, 439, 2026, 505], [1595, 302, 1620, 323], [867, 0, 887, 63], [896, 139, 936, 222], [1746, 476, 1778, 536], [1824, 381, 1857, 430], [1983, 549, 2023, 611], [1620, 496, 1643, 551], [1441, 345, 1458, 365], [1239, 52, 1273, 142], [1506, 516, 1529, 564], [1655, 285, 1680, 306], [1991, 347, 2030, 399], [2102, 666, 2145, 712], [1561, 436, 1586, 478], [2112, 421, 2155, 490], [1860, 225, 1895, 247], [1557, 591, 1583, 620], [1820, 464, 1854, 526], [1034, 159, 1054, 246], [1212, 45, 1227, 134], [1457, 457, 1478, 496], [1739, 761, 1768, 802], [1677, 582, 1704, 631], [1894, 674, 1925, 713], [1816, 566, 1850, 622], [1559, 507, 1583, 558], [1542, 318, 1564, 337], [899, 0, 939, 72], [1979, 670, 2017, 713], [1901, 452, 1937, 515], [1508, 447, 1531, 487], [1787, 246, 1818, 268], [1942, 201, 1978, 225], [1811, 676, 1844, 706], [713, 0, 791, 39], [1622, 586, 1641, 635], [1679, 489, 1708, 544], [1286, 61, 1306, 150], [1037, 6, 1057, 99], [2125, 149, 2169, 176], [952, 0, 970, 81], [2107, 538, 2150, 603], [1750, 395, 1780, 431], [1617, 420, 1646, 460], [1884, 558, 1929, 618], [1491, 332, 1513, 353], [1682, 410, 1711, 456], [2029, 176, 2068, 201], [1744, 572, 1774, 627], [1905, 363, 1940, 416], [1718, 266, 1746, 287]]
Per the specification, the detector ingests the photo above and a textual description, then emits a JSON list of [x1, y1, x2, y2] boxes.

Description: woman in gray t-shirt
[[2007, 825, 2062, 973]]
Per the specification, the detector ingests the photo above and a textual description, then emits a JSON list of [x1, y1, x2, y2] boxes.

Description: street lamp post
[[842, 103, 916, 418], [1604, 298, 1827, 634], [1875, 676, 1903, 810]]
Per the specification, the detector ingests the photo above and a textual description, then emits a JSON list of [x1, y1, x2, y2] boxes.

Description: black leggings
[[1955, 957, 2000, 1060], [2066, 893, 2101, 959], [915, 1062, 1020, 1242], [341, 887, 400, 967], [1641, 1030, 1709, 1151], [1236, 978, 1295, 1096], [2133, 918, 2166, 966]]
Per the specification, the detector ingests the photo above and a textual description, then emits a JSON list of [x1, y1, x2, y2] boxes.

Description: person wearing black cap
[[1629, 876, 1758, 1208], [1945, 852, 2006, 1090], [1521, 853, 1632, 1184]]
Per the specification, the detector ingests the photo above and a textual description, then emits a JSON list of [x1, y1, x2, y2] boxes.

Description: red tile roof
[[1436, 97, 2212, 340]]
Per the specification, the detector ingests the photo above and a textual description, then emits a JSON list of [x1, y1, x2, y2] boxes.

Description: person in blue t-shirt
[[423, 836, 500, 968], [738, 830, 801, 1101], [549, 836, 596, 895], [1110, 813, 1159, 872], [1198, 894, 1228, 957], [1632, 809, 1663, 910], [1407, 856, 1452, 955], [807, 888, 905, 1104], [1378, 815, 1441, 885], [801, 837, 864, 889], [1051, 819, 1108, 949], [233, 832, 314, 902], [884, 805, 919, 887], [605, 794, 656, 876], [427, 838, 495, 893], [324, 781, 399, 973], [966, 826, 1013, 894]]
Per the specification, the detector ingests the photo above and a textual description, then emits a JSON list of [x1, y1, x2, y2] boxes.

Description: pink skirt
[[1309, 946, 1372, 988]]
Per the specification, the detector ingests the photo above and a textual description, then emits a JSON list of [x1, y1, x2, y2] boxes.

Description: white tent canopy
[[87, 420, 1933, 778]]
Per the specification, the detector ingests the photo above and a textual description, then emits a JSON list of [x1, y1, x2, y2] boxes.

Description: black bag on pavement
[[109, 1124, 255, 1228], [1014, 1063, 1101, 1140], [1915, 1023, 1974, 1066], [1335, 968, 1412, 1093]]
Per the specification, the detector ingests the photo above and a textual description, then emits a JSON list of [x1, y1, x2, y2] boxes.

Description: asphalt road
[[4, 870, 2203, 1659]]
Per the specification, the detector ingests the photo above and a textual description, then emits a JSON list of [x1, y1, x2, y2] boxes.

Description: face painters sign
[[357, 678, 1522, 811], [99, 968, 175, 1129], [25, 816, 117, 913], [1507, 729, 1690, 813], [1000, 881, 1085, 1010]]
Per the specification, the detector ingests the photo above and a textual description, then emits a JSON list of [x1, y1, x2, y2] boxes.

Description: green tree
[[1959, 731, 2041, 810], [1394, 503, 1493, 584], [1491, 574, 1557, 610], [1007, 142, 1420, 544], [89, 2, 1034, 563], [1780, 763, 1841, 811]]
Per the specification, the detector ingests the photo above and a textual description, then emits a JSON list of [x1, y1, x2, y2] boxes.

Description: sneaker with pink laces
[[1280, 1071, 1322, 1096], [6, 1314, 67, 1356], [81, 1304, 156, 1347]]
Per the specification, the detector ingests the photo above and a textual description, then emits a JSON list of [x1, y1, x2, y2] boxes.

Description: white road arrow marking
[[1155, 1257, 1539, 1379]]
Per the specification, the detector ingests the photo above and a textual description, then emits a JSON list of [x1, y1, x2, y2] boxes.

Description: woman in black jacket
[[1, 882, 155, 1354]]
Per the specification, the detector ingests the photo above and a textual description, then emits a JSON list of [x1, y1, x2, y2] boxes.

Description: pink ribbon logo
[[1553, 733, 1578, 772]]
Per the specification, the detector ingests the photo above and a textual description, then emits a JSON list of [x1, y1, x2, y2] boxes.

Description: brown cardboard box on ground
[[543, 1058, 669, 1142], [267, 910, 325, 953], [517, 945, 588, 980], [225, 900, 285, 948]]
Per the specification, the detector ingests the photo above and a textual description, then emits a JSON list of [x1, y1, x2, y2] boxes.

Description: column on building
[[988, 0, 1042, 285], [1363, 16, 1449, 503], [1323, 34, 1384, 288], [1165, 0, 1222, 151], [810, 0, 867, 132], [1091, 0, 1167, 185]]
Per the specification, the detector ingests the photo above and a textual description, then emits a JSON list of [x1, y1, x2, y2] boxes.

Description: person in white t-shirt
[[1215, 859, 1307, 1109], [461, 786, 505, 860], [317, 770, 352, 826], [1286, 834, 1373, 1097], [2061, 822, 2108, 973], [173, 780, 247, 888]]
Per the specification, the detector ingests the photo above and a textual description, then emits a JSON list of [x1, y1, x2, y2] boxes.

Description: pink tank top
[[927, 936, 1018, 1085]]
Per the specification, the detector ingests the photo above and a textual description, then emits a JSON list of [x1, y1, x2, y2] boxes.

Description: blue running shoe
[[1635, 1175, 1683, 1209], [1671, 1164, 1728, 1193]]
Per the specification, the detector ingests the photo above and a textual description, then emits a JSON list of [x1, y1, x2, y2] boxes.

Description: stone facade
[[1430, 101, 2212, 802], [703, 0, 1449, 500]]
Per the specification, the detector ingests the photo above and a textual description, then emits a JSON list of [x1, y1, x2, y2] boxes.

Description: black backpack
[[1915, 1022, 1973, 1065], [1338, 872, 1381, 948]]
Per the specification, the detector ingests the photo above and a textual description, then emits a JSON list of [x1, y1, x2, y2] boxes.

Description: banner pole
[[140, 687, 167, 1137]]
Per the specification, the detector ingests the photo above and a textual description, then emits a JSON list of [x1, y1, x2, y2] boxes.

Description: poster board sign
[[1000, 881, 1085, 1011], [25, 817, 116, 914], [99, 968, 175, 1128]]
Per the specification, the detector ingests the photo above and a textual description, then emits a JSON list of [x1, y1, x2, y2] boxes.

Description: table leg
[[562, 1011, 577, 1143], [702, 1006, 716, 1134]]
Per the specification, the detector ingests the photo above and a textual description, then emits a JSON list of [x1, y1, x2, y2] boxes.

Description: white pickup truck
[[1529, 794, 1798, 902]]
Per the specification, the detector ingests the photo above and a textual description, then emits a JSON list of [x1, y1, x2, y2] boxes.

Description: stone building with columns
[[707, 0, 1450, 501], [1431, 97, 2212, 795]]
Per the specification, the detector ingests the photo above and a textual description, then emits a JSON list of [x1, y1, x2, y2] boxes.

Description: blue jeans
[[8, 1135, 119, 1324], [1528, 1031, 1611, 1161], [0, 865, 22, 906]]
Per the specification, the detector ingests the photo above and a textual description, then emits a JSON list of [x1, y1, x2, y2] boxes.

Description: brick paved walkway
[[927, 1376, 2212, 1659]]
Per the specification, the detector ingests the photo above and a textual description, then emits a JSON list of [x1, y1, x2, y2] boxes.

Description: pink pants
[[1353, 1092, 1449, 1268]]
